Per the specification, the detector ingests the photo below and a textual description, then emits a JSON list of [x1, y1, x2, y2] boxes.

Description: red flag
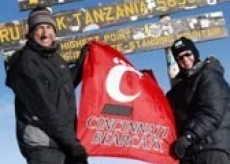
[[77, 40, 178, 164]]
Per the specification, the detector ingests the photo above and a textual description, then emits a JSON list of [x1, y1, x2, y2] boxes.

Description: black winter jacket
[[167, 56, 230, 155], [6, 39, 82, 156]]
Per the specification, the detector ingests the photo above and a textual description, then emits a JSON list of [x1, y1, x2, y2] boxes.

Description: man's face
[[176, 50, 195, 70], [32, 23, 56, 48]]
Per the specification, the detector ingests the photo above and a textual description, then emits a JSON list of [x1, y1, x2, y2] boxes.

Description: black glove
[[71, 143, 89, 159], [67, 145, 89, 164], [70, 44, 90, 87], [78, 44, 90, 64], [173, 134, 192, 159], [70, 157, 89, 164]]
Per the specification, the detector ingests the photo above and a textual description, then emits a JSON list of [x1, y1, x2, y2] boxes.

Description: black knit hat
[[171, 37, 200, 63], [27, 6, 56, 33]]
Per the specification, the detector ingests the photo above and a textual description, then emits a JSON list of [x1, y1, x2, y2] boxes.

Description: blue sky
[[0, 0, 230, 164]]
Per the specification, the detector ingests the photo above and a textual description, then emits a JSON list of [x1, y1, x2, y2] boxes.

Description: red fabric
[[77, 40, 178, 164]]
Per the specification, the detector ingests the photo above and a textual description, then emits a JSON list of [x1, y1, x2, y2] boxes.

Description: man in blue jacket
[[6, 6, 88, 164]]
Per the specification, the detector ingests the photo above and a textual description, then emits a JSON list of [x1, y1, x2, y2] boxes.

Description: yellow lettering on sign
[[61, 51, 80, 62], [179, 27, 224, 40], [200, 27, 223, 37], [61, 41, 77, 50], [60, 36, 100, 51], [56, 16, 67, 30], [111, 43, 124, 52], [135, 40, 142, 47], [72, 12, 82, 26], [156, 0, 198, 11], [103, 29, 131, 43], [116, 6, 125, 19], [167, 0, 177, 8], [187, 0, 197, 4], [0, 26, 21, 43], [104, 7, 114, 22], [123, 3, 136, 16], [139, 1, 149, 14], [127, 41, 136, 50], [141, 38, 157, 47], [178, 0, 186, 5], [0, 29, 10, 43], [29, 0, 38, 4], [80, 1, 151, 27], [124, 36, 173, 51], [85, 11, 94, 25], [92, 9, 104, 23]]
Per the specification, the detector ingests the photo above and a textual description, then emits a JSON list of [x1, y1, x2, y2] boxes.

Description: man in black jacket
[[167, 37, 230, 164], [5, 7, 88, 164]]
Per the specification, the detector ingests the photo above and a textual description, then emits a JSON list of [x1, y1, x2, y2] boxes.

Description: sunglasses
[[176, 52, 193, 61]]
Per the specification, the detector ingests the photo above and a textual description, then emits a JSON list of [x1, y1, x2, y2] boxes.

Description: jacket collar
[[26, 37, 59, 57]]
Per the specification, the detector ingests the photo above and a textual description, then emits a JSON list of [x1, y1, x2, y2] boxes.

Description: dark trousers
[[181, 150, 230, 164], [25, 147, 88, 164]]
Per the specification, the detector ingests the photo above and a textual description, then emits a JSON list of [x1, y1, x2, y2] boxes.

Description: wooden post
[[159, 15, 180, 87]]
